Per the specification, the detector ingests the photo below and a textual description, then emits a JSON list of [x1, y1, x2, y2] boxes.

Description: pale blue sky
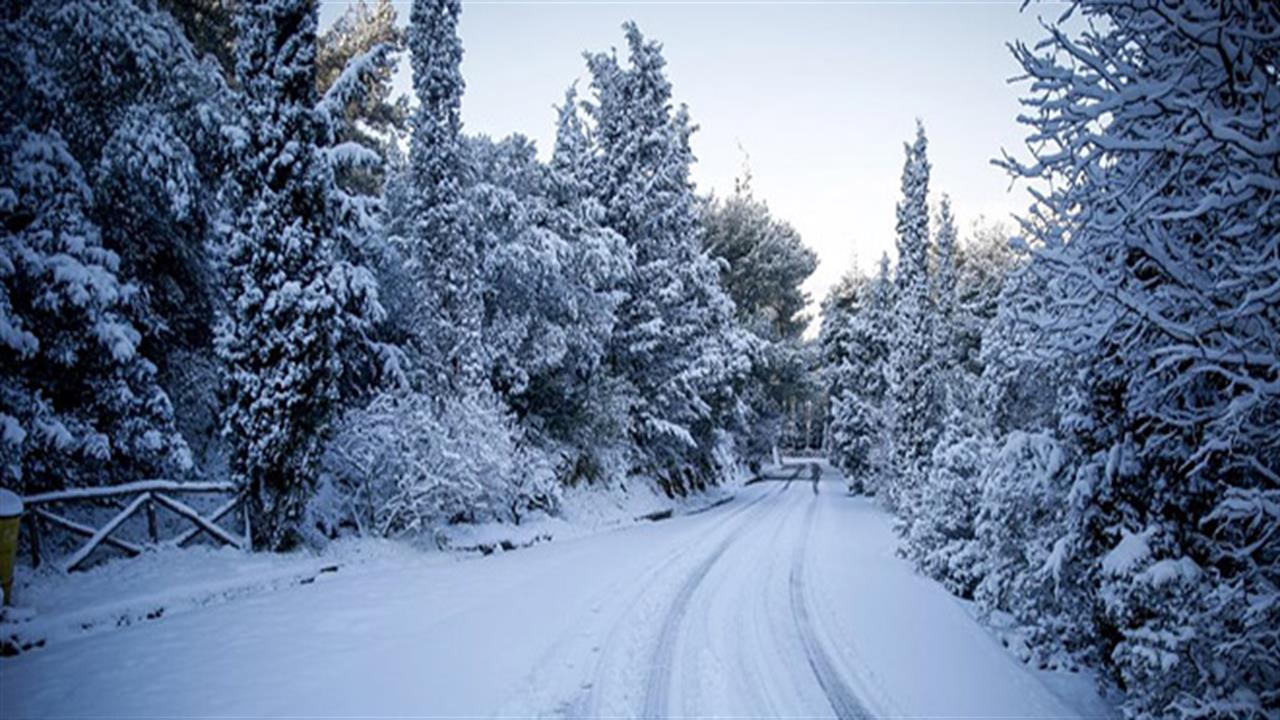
[[320, 0, 1066, 321]]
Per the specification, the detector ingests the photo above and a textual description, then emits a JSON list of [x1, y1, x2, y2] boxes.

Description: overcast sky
[[320, 0, 1067, 329]]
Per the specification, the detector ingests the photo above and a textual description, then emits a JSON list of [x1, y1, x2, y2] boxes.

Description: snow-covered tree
[[987, 1, 1280, 714], [703, 173, 816, 342], [884, 121, 941, 515], [2, 0, 238, 474], [703, 172, 817, 463], [825, 254, 894, 493], [218, 0, 381, 550], [931, 194, 958, 373], [584, 23, 752, 489], [905, 416, 992, 598], [971, 431, 1091, 667], [513, 88, 635, 481], [953, 222, 1018, 378], [0, 127, 192, 493], [316, 0, 407, 196], [468, 129, 629, 457], [403, 0, 482, 391], [159, 0, 237, 75], [901, 220, 1023, 592], [818, 273, 861, 404], [0, 0, 238, 491]]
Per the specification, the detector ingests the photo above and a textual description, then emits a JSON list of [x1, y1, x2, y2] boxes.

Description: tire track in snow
[[569, 483, 783, 718], [790, 463, 875, 719], [640, 484, 784, 718]]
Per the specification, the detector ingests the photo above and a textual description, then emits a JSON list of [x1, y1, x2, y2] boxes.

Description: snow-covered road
[[2, 461, 1095, 717]]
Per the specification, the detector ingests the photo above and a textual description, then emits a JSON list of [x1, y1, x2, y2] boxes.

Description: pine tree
[[932, 193, 958, 375], [584, 23, 750, 488], [703, 172, 817, 463], [534, 86, 635, 480], [825, 254, 894, 493], [0, 0, 216, 492], [903, 220, 1021, 596], [4, 0, 238, 473], [885, 121, 941, 515], [316, 0, 407, 196], [218, 0, 380, 550], [0, 128, 193, 493], [703, 173, 816, 343], [469, 129, 627, 437], [405, 0, 482, 391]]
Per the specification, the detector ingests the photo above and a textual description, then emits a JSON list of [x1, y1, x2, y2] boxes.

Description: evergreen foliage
[[218, 0, 381, 549], [404, 0, 483, 392], [583, 23, 753, 490]]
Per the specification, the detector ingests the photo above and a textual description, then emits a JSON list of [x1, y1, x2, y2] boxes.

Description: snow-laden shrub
[[973, 431, 1088, 668], [1097, 525, 1208, 718], [905, 424, 992, 598], [309, 388, 558, 542]]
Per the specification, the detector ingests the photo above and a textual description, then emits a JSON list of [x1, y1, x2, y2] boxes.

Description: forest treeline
[[821, 2, 1278, 717], [0, 0, 817, 547]]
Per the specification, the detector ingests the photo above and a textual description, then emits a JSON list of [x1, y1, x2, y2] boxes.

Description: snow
[[1101, 527, 1154, 577], [1, 461, 1108, 717], [0, 489, 22, 517], [1138, 557, 1200, 588], [22, 480, 236, 505]]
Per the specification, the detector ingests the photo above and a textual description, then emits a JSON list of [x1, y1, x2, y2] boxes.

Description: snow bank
[[0, 539, 424, 655]]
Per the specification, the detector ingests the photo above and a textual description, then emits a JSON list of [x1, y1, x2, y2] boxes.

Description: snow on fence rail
[[21, 480, 248, 573]]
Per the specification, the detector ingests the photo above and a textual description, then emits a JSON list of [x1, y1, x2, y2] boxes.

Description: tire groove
[[641, 483, 784, 717], [790, 463, 874, 719], [572, 483, 782, 718]]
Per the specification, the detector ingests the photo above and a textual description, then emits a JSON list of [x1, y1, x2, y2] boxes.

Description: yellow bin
[[0, 489, 22, 606]]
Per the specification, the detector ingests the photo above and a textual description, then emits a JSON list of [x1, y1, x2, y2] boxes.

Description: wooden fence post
[[27, 512, 41, 569], [242, 500, 252, 550], [145, 497, 159, 544]]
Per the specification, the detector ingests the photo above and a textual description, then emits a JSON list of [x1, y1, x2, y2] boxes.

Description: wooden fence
[[22, 480, 248, 573]]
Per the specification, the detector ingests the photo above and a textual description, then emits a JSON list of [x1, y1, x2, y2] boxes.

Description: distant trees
[[822, 1, 1280, 716], [823, 256, 893, 492], [825, 122, 952, 510], [703, 174, 817, 464]]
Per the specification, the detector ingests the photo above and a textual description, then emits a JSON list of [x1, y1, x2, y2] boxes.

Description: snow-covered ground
[[1, 461, 1110, 717]]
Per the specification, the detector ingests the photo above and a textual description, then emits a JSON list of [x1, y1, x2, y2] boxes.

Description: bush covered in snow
[[904, 422, 991, 598], [312, 389, 558, 542], [971, 432, 1093, 668]]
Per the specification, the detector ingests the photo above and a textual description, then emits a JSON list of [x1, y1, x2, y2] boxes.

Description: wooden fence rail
[[21, 480, 247, 573]]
